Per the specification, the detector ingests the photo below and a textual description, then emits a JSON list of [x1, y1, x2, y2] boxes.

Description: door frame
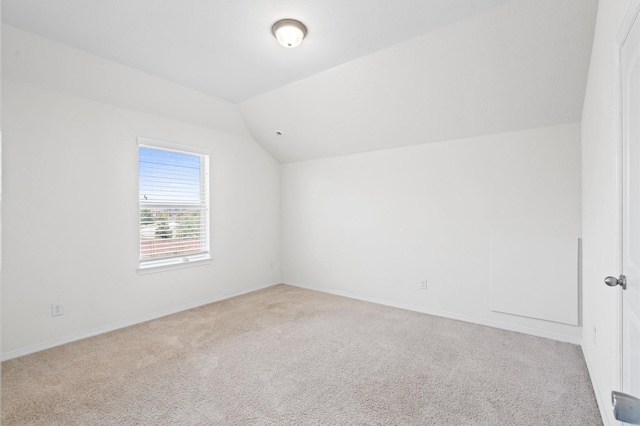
[[615, 0, 640, 413]]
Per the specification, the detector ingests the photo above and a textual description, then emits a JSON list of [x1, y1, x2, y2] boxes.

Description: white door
[[622, 0, 640, 402], [612, 2, 640, 424]]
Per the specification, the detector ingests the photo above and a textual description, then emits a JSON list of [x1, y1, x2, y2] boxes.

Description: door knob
[[612, 391, 640, 424], [605, 275, 627, 290]]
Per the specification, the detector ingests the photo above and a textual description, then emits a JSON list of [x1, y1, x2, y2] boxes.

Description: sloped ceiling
[[2, 0, 512, 103], [2, 0, 598, 163], [239, 0, 598, 162]]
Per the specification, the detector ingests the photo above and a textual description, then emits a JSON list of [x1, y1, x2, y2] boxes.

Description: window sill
[[137, 256, 212, 275]]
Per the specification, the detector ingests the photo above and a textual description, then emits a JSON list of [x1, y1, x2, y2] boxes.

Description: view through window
[[138, 140, 210, 269]]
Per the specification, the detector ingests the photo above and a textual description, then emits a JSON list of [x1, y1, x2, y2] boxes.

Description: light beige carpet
[[3, 284, 601, 425]]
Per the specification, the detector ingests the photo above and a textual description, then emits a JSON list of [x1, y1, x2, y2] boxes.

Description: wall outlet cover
[[51, 303, 63, 317]]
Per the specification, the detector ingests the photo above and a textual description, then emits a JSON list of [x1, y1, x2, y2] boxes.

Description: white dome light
[[272, 19, 307, 48]]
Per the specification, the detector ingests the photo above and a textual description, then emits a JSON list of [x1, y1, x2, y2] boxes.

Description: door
[[611, 2, 640, 424]]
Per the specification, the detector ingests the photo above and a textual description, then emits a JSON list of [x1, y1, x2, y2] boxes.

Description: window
[[138, 137, 210, 271]]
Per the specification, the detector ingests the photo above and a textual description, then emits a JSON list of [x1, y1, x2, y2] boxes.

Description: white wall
[[581, 0, 631, 424], [1, 5, 4, 409], [282, 123, 582, 341], [2, 29, 281, 358]]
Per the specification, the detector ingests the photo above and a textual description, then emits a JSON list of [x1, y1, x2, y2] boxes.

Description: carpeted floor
[[3, 284, 601, 425]]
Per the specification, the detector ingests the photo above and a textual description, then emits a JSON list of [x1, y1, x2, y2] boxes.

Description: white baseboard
[[288, 282, 583, 345], [2, 282, 278, 361], [581, 344, 612, 426], [3, 281, 582, 361]]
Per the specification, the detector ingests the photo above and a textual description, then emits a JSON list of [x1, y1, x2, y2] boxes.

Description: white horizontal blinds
[[139, 145, 209, 262]]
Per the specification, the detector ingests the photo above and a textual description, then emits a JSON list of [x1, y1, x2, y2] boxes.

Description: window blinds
[[139, 144, 209, 264]]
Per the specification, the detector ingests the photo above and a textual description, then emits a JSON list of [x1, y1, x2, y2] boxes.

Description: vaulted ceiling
[[3, 0, 598, 163]]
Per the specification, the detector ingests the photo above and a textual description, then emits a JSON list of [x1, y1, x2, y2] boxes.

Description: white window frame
[[137, 137, 211, 274]]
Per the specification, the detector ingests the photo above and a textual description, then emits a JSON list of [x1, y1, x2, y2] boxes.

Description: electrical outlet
[[420, 280, 427, 290], [593, 326, 597, 346], [269, 262, 274, 270], [51, 303, 63, 317]]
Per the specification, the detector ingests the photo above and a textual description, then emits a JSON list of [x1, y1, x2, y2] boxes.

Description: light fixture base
[[272, 19, 307, 48]]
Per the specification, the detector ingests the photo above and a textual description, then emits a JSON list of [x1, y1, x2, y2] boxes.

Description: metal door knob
[[605, 275, 627, 289], [612, 391, 640, 424]]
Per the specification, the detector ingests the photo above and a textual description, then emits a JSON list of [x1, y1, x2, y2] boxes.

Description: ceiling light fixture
[[272, 19, 307, 48]]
